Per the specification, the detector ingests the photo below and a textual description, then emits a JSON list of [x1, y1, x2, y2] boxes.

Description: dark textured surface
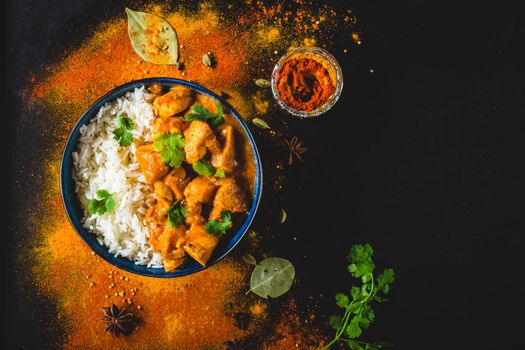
[[7, 0, 525, 349]]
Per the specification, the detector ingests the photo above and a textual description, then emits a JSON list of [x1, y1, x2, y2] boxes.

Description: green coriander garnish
[[112, 113, 134, 147], [192, 160, 225, 178], [88, 189, 116, 215], [167, 200, 187, 228], [205, 211, 232, 235], [185, 104, 224, 128], [153, 133, 185, 168]]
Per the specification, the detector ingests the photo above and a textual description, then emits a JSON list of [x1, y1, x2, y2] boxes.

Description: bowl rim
[[271, 46, 344, 118], [60, 77, 263, 278]]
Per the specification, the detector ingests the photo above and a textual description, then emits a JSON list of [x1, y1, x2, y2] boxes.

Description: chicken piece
[[210, 178, 248, 219], [196, 94, 223, 114], [136, 144, 169, 184], [145, 206, 164, 248], [153, 181, 173, 213], [144, 182, 174, 247], [211, 125, 238, 174], [183, 120, 219, 164], [153, 85, 194, 117], [183, 224, 219, 266], [158, 224, 187, 271], [163, 167, 189, 200], [153, 116, 186, 136], [183, 176, 218, 224]]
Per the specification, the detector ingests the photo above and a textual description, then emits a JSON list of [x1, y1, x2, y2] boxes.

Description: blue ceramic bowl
[[60, 78, 262, 277]]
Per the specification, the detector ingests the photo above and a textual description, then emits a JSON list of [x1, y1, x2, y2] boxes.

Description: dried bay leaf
[[252, 118, 271, 130], [125, 8, 179, 64], [248, 257, 295, 299]]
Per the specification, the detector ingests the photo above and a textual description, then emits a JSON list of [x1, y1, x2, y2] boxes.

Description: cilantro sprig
[[192, 160, 225, 178], [185, 103, 224, 128], [205, 211, 232, 235], [88, 189, 116, 215], [321, 244, 395, 350], [167, 200, 187, 228], [113, 113, 134, 147], [153, 133, 185, 168]]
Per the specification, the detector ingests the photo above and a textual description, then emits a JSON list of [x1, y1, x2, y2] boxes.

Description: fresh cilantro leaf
[[346, 316, 362, 339], [346, 342, 364, 350], [185, 103, 224, 128], [192, 160, 215, 176], [335, 293, 350, 308], [373, 295, 388, 303], [153, 133, 185, 168], [329, 315, 344, 331], [113, 113, 134, 147], [205, 211, 232, 235], [167, 200, 187, 228], [117, 113, 134, 129], [377, 268, 395, 294], [88, 189, 115, 215], [320, 244, 395, 350], [347, 243, 375, 278], [359, 305, 375, 329], [214, 169, 225, 178], [351, 286, 361, 300]]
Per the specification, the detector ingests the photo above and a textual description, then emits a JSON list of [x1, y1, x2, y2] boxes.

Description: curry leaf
[[248, 257, 295, 299], [125, 8, 179, 64]]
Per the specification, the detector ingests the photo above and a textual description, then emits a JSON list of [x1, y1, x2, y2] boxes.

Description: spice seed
[[255, 78, 271, 88], [202, 53, 213, 67], [252, 118, 271, 130]]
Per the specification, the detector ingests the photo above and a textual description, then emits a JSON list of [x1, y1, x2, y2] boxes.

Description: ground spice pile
[[276, 57, 335, 111], [23, 1, 359, 348]]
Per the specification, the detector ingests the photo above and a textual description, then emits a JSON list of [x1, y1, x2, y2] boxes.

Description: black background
[[7, 0, 525, 349]]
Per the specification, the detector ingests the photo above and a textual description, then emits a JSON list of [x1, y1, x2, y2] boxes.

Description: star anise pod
[[101, 304, 134, 337], [284, 136, 308, 165]]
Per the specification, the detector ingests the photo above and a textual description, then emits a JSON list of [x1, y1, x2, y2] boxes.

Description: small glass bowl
[[271, 46, 344, 118]]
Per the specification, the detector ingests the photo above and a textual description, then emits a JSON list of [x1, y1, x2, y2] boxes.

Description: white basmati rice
[[72, 87, 163, 267]]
